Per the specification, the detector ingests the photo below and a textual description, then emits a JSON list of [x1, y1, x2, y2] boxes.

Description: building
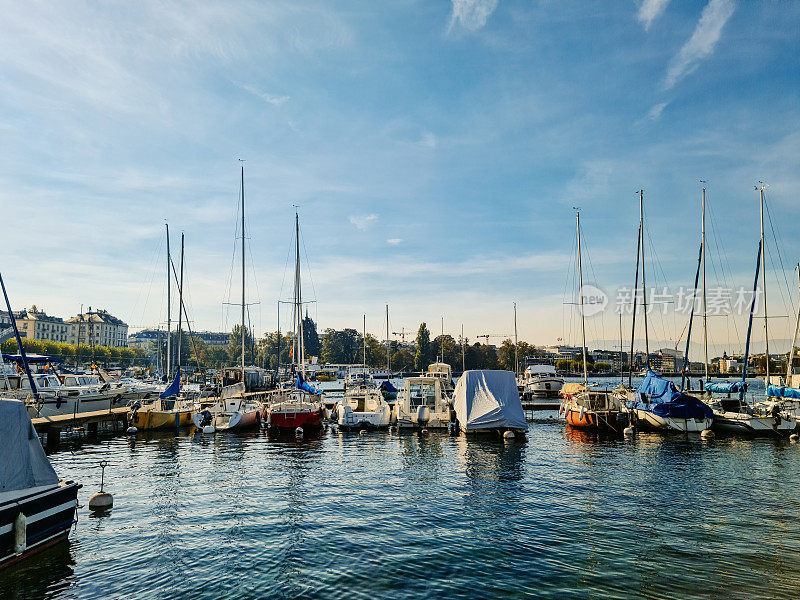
[[67, 308, 128, 348], [128, 329, 230, 349], [10, 308, 69, 343], [591, 349, 627, 371]]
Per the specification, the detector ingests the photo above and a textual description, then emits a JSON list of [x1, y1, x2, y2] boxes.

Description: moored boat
[[395, 375, 452, 430], [452, 370, 527, 436]]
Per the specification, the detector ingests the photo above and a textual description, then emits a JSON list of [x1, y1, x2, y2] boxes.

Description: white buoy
[[295, 426, 304, 438], [202, 425, 215, 434], [790, 433, 799, 442], [503, 430, 515, 440], [126, 426, 138, 434], [623, 426, 635, 437], [89, 461, 113, 512], [700, 429, 714, 439]]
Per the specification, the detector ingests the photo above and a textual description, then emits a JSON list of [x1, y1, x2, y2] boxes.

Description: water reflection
[[0, 539, 76, 600]]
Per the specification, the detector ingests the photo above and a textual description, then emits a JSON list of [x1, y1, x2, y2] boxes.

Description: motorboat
[[519, 364, 564, 400], [334, 372, 391, 430], [425, 362, 455, 395], [452, 370, 527, 436], [395, 375, 452, 430], [0, 399, 80, 569]]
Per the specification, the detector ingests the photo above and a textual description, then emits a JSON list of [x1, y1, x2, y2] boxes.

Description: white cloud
[[349, 214, 378, 231], [238, 82, 290, 106], [663, 0, 735, 90], [637, 0, 670, 31], [646, 101, 669, 121], [447, 0, 499, 33], [387, 238, 403, 246], [419, 132, 437, 149]]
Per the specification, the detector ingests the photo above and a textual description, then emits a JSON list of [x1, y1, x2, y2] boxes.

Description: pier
[[31, 407, 130, 448]]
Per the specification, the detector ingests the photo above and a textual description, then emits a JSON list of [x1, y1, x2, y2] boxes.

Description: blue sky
[[1, 0, 798, 354]]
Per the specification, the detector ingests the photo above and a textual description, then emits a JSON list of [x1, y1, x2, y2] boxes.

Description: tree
[[414, 323, 432, 371], [392, 347, 415, 372], [302, 314, 321, 358], [321, 328, 360, 364], [227, 324, 256, 366]]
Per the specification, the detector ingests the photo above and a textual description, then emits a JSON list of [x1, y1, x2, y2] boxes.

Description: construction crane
[[393, 327, 410, 343]]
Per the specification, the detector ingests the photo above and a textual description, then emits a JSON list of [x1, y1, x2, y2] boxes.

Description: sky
[[0, 0, 798, 356]]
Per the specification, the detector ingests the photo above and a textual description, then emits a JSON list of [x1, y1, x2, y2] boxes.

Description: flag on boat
[[160, 368, 181, 399]]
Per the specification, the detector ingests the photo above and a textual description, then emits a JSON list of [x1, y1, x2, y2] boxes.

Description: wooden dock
[[32, 407, 130, 448]]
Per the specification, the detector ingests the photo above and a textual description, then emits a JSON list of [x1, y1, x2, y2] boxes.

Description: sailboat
[[130, 227, 194, 430], [623, 191, 713, 433], [561, 210, 626, 432], [192, 165, 261, 432], [261, 211, 324, 433]]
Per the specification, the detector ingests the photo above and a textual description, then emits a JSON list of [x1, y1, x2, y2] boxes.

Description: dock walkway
[[32, 407, 130, 448]]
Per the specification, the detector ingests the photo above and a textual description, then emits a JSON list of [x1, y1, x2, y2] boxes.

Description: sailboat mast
[[577, 211, 588, 386], [241, 165, 246, 376], [629, 218, 642, 386], [276, 301, 281, 378], [461, 323, 465, 373], [740, 240, 762, 405], [513, 302, 519, 376], [702, 187, 708, 380], [786, 265, 800, 385], [619, 312, 623, 385], [177, 233, 184, 373], [640, 190, 649, 361], [166, 223, 171, 381], [386, 304, 390, 372], [363, 314, 367, 366], [760, 186, 769, 384], [296, 212, 304, 374]]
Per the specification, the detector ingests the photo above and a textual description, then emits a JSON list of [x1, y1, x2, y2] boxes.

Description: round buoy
[[89, 491, 113, 511], [700, 429, 714, 439], [790, 433, 799, 442], [503, 430, 515, 440], [420, 428, 428, 435], [126, 427, 138, 434], [623, 426, 635, 437], [295, 427, 304, 438], [359, 429, 367, 435], [202, 425, 215, 434]]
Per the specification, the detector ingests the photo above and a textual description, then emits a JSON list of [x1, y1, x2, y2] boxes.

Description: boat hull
[[630, 408, 712, 433], [712, 411, 796, 436], [565, 408, 623, 431], [0, 482, 80, 570], [264, 405, 323, 431], [130, 407, 193, 430]]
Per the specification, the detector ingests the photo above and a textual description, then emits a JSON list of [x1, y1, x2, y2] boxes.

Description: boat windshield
[[409, 382, 437, 408]]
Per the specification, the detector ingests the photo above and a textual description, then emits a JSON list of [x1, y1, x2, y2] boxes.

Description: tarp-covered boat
[[452, 370, 527, 434], [626, 371, 713, 432]]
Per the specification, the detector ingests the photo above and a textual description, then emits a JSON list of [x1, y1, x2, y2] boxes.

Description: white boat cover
[[453, 370, 527, 431], [0, 399, 58, 493]]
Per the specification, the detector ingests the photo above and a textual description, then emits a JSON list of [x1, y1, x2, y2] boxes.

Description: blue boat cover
[[380, 380, 398, 393], [2, 353, 63, 364], [767, 385, 800, 400], [160, 369, 180, 399], [296, 373, 321, 395], [628, 370, 713, 420], [705, 381, 745, 394]]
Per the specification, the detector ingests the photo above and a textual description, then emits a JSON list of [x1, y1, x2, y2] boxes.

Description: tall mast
[[386, 304, 390, 372], [461, 323, 465, 373], [740, 241, 762, 406], [786, 264, 800, 386], [166, 223, 171, 381], [363, 314, 367, 366], [176, 233, 184, 374], [577, 211, 588, 386], [701, 186, 708, 380], [629, 217, 642, 386], [513, 302, 519, 376], [241, 164, 246, 376], [276, 301, 281, 378], [619, 312, 624, 385], [640, 190, 649, 361], [441, 316, 444, 362], [295, 211, 304, 374], [760, 185, 769, 384]]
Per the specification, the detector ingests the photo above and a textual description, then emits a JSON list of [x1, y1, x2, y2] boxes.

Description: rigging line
[[643, 217, 671, 348], [563, 226, 578, 347], [299, 222, 318, 308], [705, 197, 741, 347], [130, 233, 164, 329], [222, 178, 243, 332], [764, 196, 795, 330], [278, 221, 294, 306], [579, 226, 606, 350]]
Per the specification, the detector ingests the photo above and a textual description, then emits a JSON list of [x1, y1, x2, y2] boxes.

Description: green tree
[[227, 324, 255, 366], [414, 323, 432, 371], [302, 315, 321, 358], [321, 328, 360, 364], [391, 347, 415, 372]]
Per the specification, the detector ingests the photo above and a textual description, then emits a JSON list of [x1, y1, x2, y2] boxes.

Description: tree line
[[1, 337, 146, 368]]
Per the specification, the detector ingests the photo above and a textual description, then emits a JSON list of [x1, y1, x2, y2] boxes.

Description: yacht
[[519, 364, 563, 400], [425, 362, 455, 396], [334, 369, 391, 430]]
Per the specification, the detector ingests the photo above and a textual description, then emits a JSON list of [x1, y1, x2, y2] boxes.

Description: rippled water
[[3, 376, 800, 600]]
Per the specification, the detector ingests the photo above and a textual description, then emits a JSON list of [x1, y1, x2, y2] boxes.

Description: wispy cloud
[[663, 0, 735, 90], [349, 214, 378, 231], [447, 0, 499, 33], [637, 0, 670, 31], [238, 82, 290, 105], [419, 132, 437, 148], [643, 101, 669, 123], [387, 238, 403, 246]]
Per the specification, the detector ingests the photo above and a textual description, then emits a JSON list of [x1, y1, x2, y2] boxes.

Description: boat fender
[[623, 426, 634, 437], [295, 426, 304, 438], [13, 512, 26, 555], [126, 427, 138, 434], [789, 433, 799, 442], [417, 405, 430, 425], [700, 429, 714, 439], [56, 397, 63, 409], [578, 407, 584, 421], [503, 430, 515, 440]]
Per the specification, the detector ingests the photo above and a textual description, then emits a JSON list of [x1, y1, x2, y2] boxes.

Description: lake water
[[3, 375, 799, 599]]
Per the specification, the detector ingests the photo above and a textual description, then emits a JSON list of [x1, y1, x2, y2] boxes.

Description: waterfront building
[[8, 307, 69, 342], [67, 308, 128, 348], [128, 329, 230, 348]]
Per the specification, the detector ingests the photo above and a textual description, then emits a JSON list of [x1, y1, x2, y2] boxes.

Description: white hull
[[712, 411, 796, 435], [335, 402, 391, 430], [631, 408, 712, 433], [523, 377, 564, 398]]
